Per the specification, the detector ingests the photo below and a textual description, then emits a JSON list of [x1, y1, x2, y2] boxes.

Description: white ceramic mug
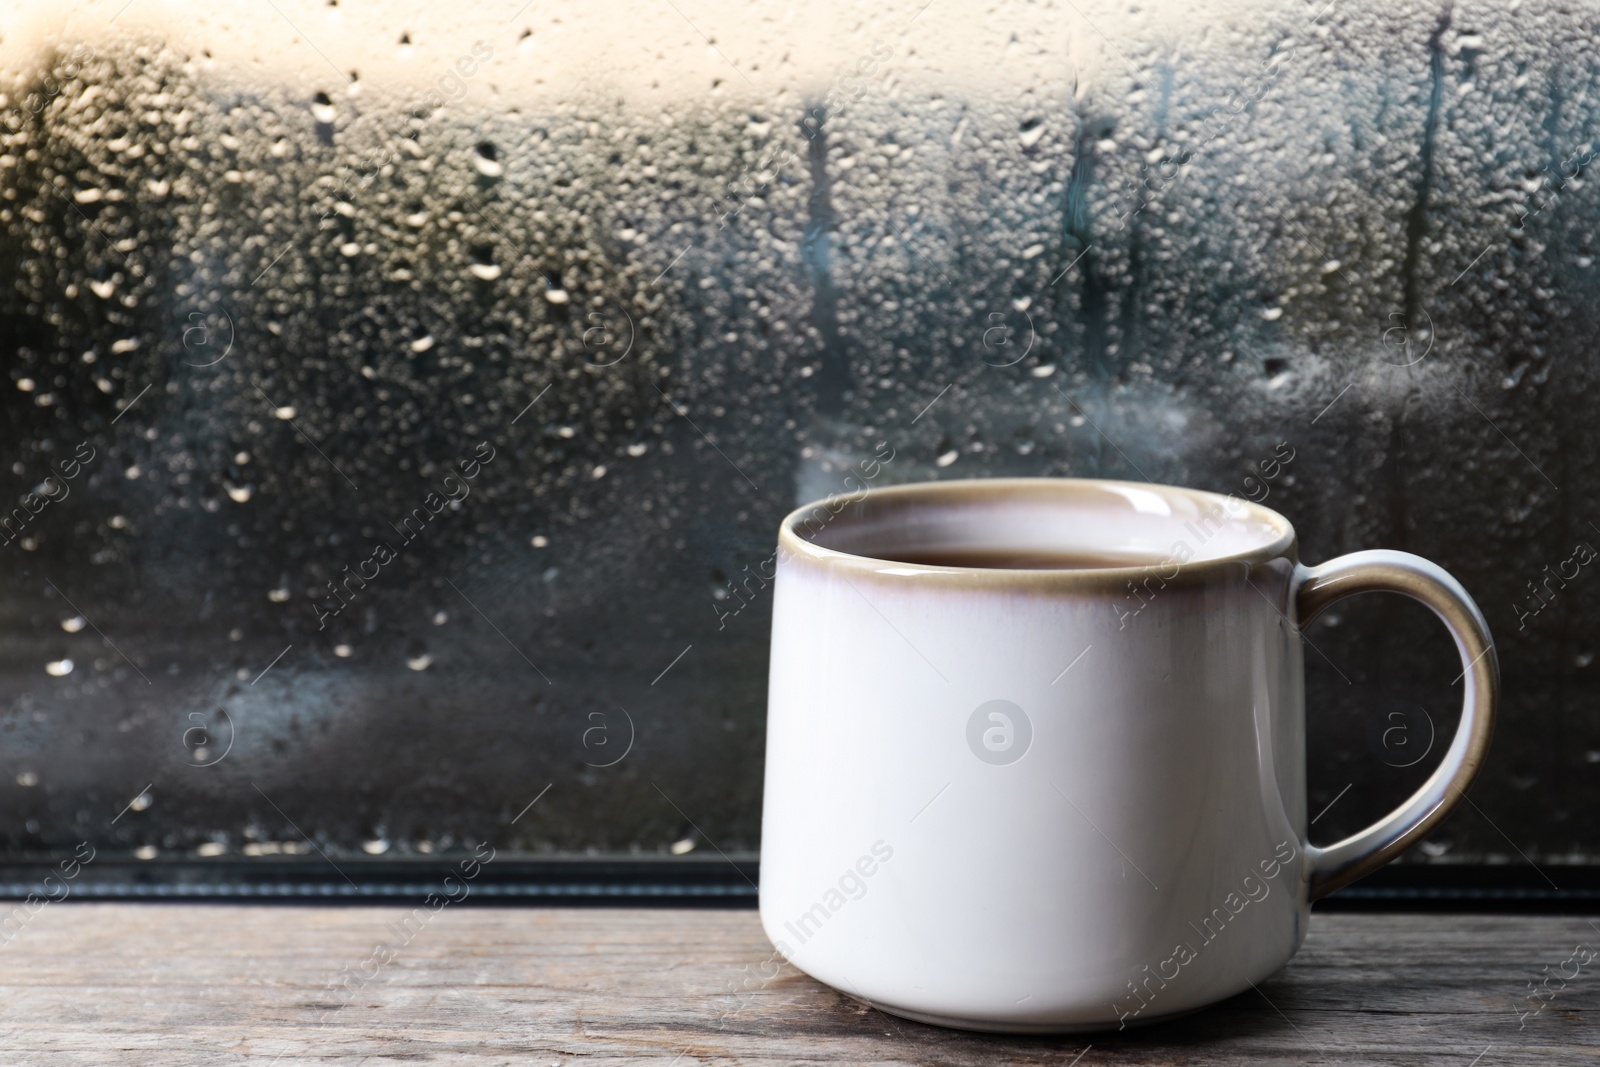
[[759, 477, 1497, 1032]]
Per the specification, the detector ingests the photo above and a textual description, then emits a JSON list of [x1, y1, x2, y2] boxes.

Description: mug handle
[[1293, 550, 1499, 900]]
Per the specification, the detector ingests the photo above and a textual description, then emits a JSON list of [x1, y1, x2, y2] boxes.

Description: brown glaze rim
[[776, 477, 1299, 590]]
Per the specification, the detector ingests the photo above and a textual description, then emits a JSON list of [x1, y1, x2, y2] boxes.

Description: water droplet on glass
[[432, 611, 447, 625], [406, 650, 433, 671], [544, 286, 570, 304], [473, 142, 503, 178], [310, 92, 336, 124], [225, 482, 254, 503], [273, 405, 296, 420], [531, 535, 549, 548], [45, 658, 74, 676], [61, 615, 86, 633], [334, 643, 353, 658], [267, 586, 291, 603], [469, 262, 501, 281], [410, 335, 435, 353], [134, 845, 159, 860], [16, 772, 38, 787], [936, 449, 959, 467], [670, 837, 697, 855], [362, 837, 390, 855]]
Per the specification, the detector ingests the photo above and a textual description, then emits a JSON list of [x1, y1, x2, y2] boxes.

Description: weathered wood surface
[[0, 906, 1594, 1064]]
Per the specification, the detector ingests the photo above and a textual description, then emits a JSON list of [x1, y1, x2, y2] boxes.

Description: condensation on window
[[0, 1, 1590, 865]]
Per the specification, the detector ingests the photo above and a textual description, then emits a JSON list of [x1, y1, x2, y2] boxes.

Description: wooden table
[[2, 905, 1594, 1064]]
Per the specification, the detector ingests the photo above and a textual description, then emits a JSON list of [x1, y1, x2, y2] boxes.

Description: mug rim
[[777, 476, 1299, 587]]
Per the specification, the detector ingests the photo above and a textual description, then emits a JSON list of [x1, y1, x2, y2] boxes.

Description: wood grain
[[0, 905, 1593, 1064]]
